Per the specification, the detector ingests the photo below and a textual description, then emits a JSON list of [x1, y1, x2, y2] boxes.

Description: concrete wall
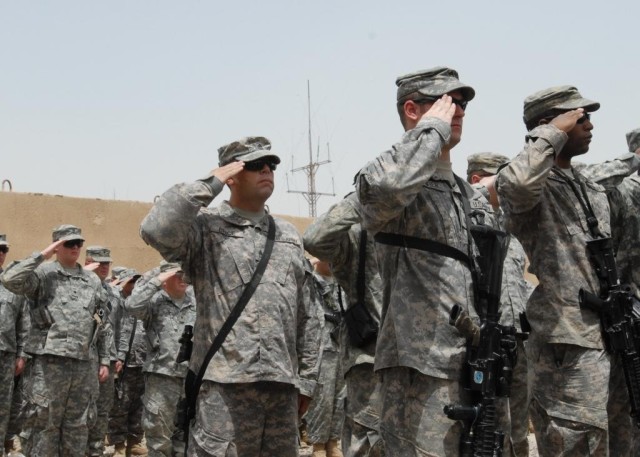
[[0, 191, 313, 274]]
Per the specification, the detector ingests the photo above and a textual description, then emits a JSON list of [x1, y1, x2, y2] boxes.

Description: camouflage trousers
[[187, 381, 299, 457], [142, 372, 185, 457], [379, 366, 511, 457], [0, 351, 16, 442], [305, 349, 345, 443], [109, 365, 145, 445], [509, 337, 531, 457], [529, 341, 633, 457], [7, 359, 30, 441], [87, 360, 116, 456], [21, 354, 98, 457], [341, 363, 385, 457]]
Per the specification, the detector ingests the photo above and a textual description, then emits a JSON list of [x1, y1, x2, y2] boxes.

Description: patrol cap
[[159, 261, 182, 274], [116, 268, 141, 285], [626, 128, 640, 153], [0, 234, 8, 247], [111, 266, 126, 278], [396, 66, 475, 102], [52, 224, 85, 242], [467, 152, 510, 177], [218, 136, 281, 167], [523, 85, 600, 124], [86, 246, 112, 263]]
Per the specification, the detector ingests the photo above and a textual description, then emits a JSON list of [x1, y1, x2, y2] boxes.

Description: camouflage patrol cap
[[116, 268, 140, 284], [396, 66, 475, 102], [0, 234, 8, 247], [52, 224, 85, 242], [467, 152, 510, 178], [626, 128, 640, 153], [218, 136, 281, 167], [523, 85, 600, 124], [111, 266, 126, 278], [86, 246, 112, 263], [159, 260, 182, 274]]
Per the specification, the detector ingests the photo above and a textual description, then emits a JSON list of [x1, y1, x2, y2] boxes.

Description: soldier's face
[[232, 163, 275, 203], [0, 248, 6, 268], [58, 243, 81, 265], [415, 90, 466, 148], [95, 262, 111, 281], [564, 112, 594, 157]]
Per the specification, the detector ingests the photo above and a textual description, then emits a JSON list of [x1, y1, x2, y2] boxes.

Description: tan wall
[[0, 191, 313, 274]]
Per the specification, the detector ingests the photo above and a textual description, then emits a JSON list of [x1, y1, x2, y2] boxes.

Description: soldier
[[467, 153, 535, 457], [84, 246, 121, 457], [355, 67, 499, 456], [140, 136, 322, 456], [125, 262, 196, 456], [0, 224, 110, 457], [303, 193, 385, 457], [0, 234, 29, 451], [496, 86, 639, 456], [304, 258, 346, 457], [110, 268, 146, 457]]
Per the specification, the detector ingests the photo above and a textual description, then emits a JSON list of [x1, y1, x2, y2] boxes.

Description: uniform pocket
[[189, 421, 236, 457]]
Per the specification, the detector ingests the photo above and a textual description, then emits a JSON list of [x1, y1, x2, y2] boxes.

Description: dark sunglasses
[[0, 246, 8, 254], [412, 96, 468, 111], [63, 239, 84, 249], [243, 160, 277, 172]]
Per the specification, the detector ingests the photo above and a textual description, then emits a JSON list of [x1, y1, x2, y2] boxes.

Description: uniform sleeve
[[356, 117, 451, 233], [296, 258, 323, 397], [496, 124, 568, 215], [140, 177, 225, 265], [95, 287, 112, 366], [0, 253, 46, 300], [15, 297, 30, 358], [303, 194, 360, 267], [576, 153, 640, 188], [125, 277, 162, 320]]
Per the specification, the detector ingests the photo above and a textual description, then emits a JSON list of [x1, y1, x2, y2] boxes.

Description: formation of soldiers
[[2, 65, 640, 457]]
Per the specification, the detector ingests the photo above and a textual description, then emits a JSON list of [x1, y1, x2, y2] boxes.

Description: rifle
[[444, 225, 517, 457], [579, 237, 640, 428]]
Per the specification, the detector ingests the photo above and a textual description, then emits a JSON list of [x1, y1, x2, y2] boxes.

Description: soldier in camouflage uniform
[[304, 259, 346, 457], [140, 136, 322, 456], [303, 193, 385, 457], [0, 235, 30, 450], [125, 262, 196, 456], [355, 67, 500, 456], [496, 86, 640, 456], [467, 153, 535, 457], [0, 224, 111, 457], [110, 268, 147, 456], [84, 246, 122, 457]]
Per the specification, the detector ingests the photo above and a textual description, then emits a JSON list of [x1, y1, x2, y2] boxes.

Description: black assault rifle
[[579, 237, 640, 428], [444, 225, 517, 457]]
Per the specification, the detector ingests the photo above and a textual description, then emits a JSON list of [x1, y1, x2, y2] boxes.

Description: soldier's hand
[[550, 108, 584, 133], [84, 262, 101, 272], [420, 95, 456, 125], [14, 357, 25, 376], [41, 239, 65, 260], [98, 364, 110, 383], [208, 161, 245, 184], [115, 360, 124, 374], [298, 394, 311, 418], [157, 269, 179, 284]]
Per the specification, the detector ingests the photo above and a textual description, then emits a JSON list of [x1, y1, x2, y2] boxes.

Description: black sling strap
[[183, 215, 276, 433], [337, 229, 368, 314], [552, 168, 604, 239]]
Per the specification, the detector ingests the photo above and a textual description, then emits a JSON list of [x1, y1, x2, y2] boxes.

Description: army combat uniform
[[140, 136, 321, 457], [303, 194, 385, 457], [125, 268, 196, 457]]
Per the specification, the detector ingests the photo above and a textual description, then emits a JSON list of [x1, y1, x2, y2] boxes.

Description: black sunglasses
[[412, 96, 468, 111], [63, 239, 84, 249], [0, 246, 8, 254], [244, 160, 278, 172]]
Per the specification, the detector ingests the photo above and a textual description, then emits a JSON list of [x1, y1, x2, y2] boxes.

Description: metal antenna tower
[[287, 80, 335, 217]]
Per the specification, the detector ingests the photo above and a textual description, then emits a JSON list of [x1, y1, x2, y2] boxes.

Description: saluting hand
[[157, 269, 180, 284], [208, 161, 245, 185], [550, 108, 585, 133], [41, 239, 65, 260], [421, 95, 457, 125], [84, 262, 101, 272]]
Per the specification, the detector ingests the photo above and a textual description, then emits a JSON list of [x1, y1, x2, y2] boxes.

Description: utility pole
[[287, 80, 335, 217]]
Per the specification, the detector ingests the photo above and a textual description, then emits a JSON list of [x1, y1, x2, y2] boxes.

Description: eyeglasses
[[0, 246, 8, 254], [243, 160, 278, 172], [63, 239, 84, 249], [412, 96, 468, 111]]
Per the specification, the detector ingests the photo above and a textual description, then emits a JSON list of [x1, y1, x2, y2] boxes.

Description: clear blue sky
[[2, 1, 639, 217]]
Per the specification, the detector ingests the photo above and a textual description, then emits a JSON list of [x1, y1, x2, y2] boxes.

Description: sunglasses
[[412, 96, 468, 111], [0, 246, 8, 254], [542, 112, 591, 125], [243, 160, 278, 172], [63, 239, 84, 249]]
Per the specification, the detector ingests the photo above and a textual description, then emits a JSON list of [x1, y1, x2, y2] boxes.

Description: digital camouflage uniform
[[303, 194, 385, 457], [0, 225, 110, 457], [304, 272, 346, 447], [140, 136, 322, 457], [496, 86, 639, 457], [356, 68, 504, 457], [125, 267, 196, 457], [0, 258, 30, 444]]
